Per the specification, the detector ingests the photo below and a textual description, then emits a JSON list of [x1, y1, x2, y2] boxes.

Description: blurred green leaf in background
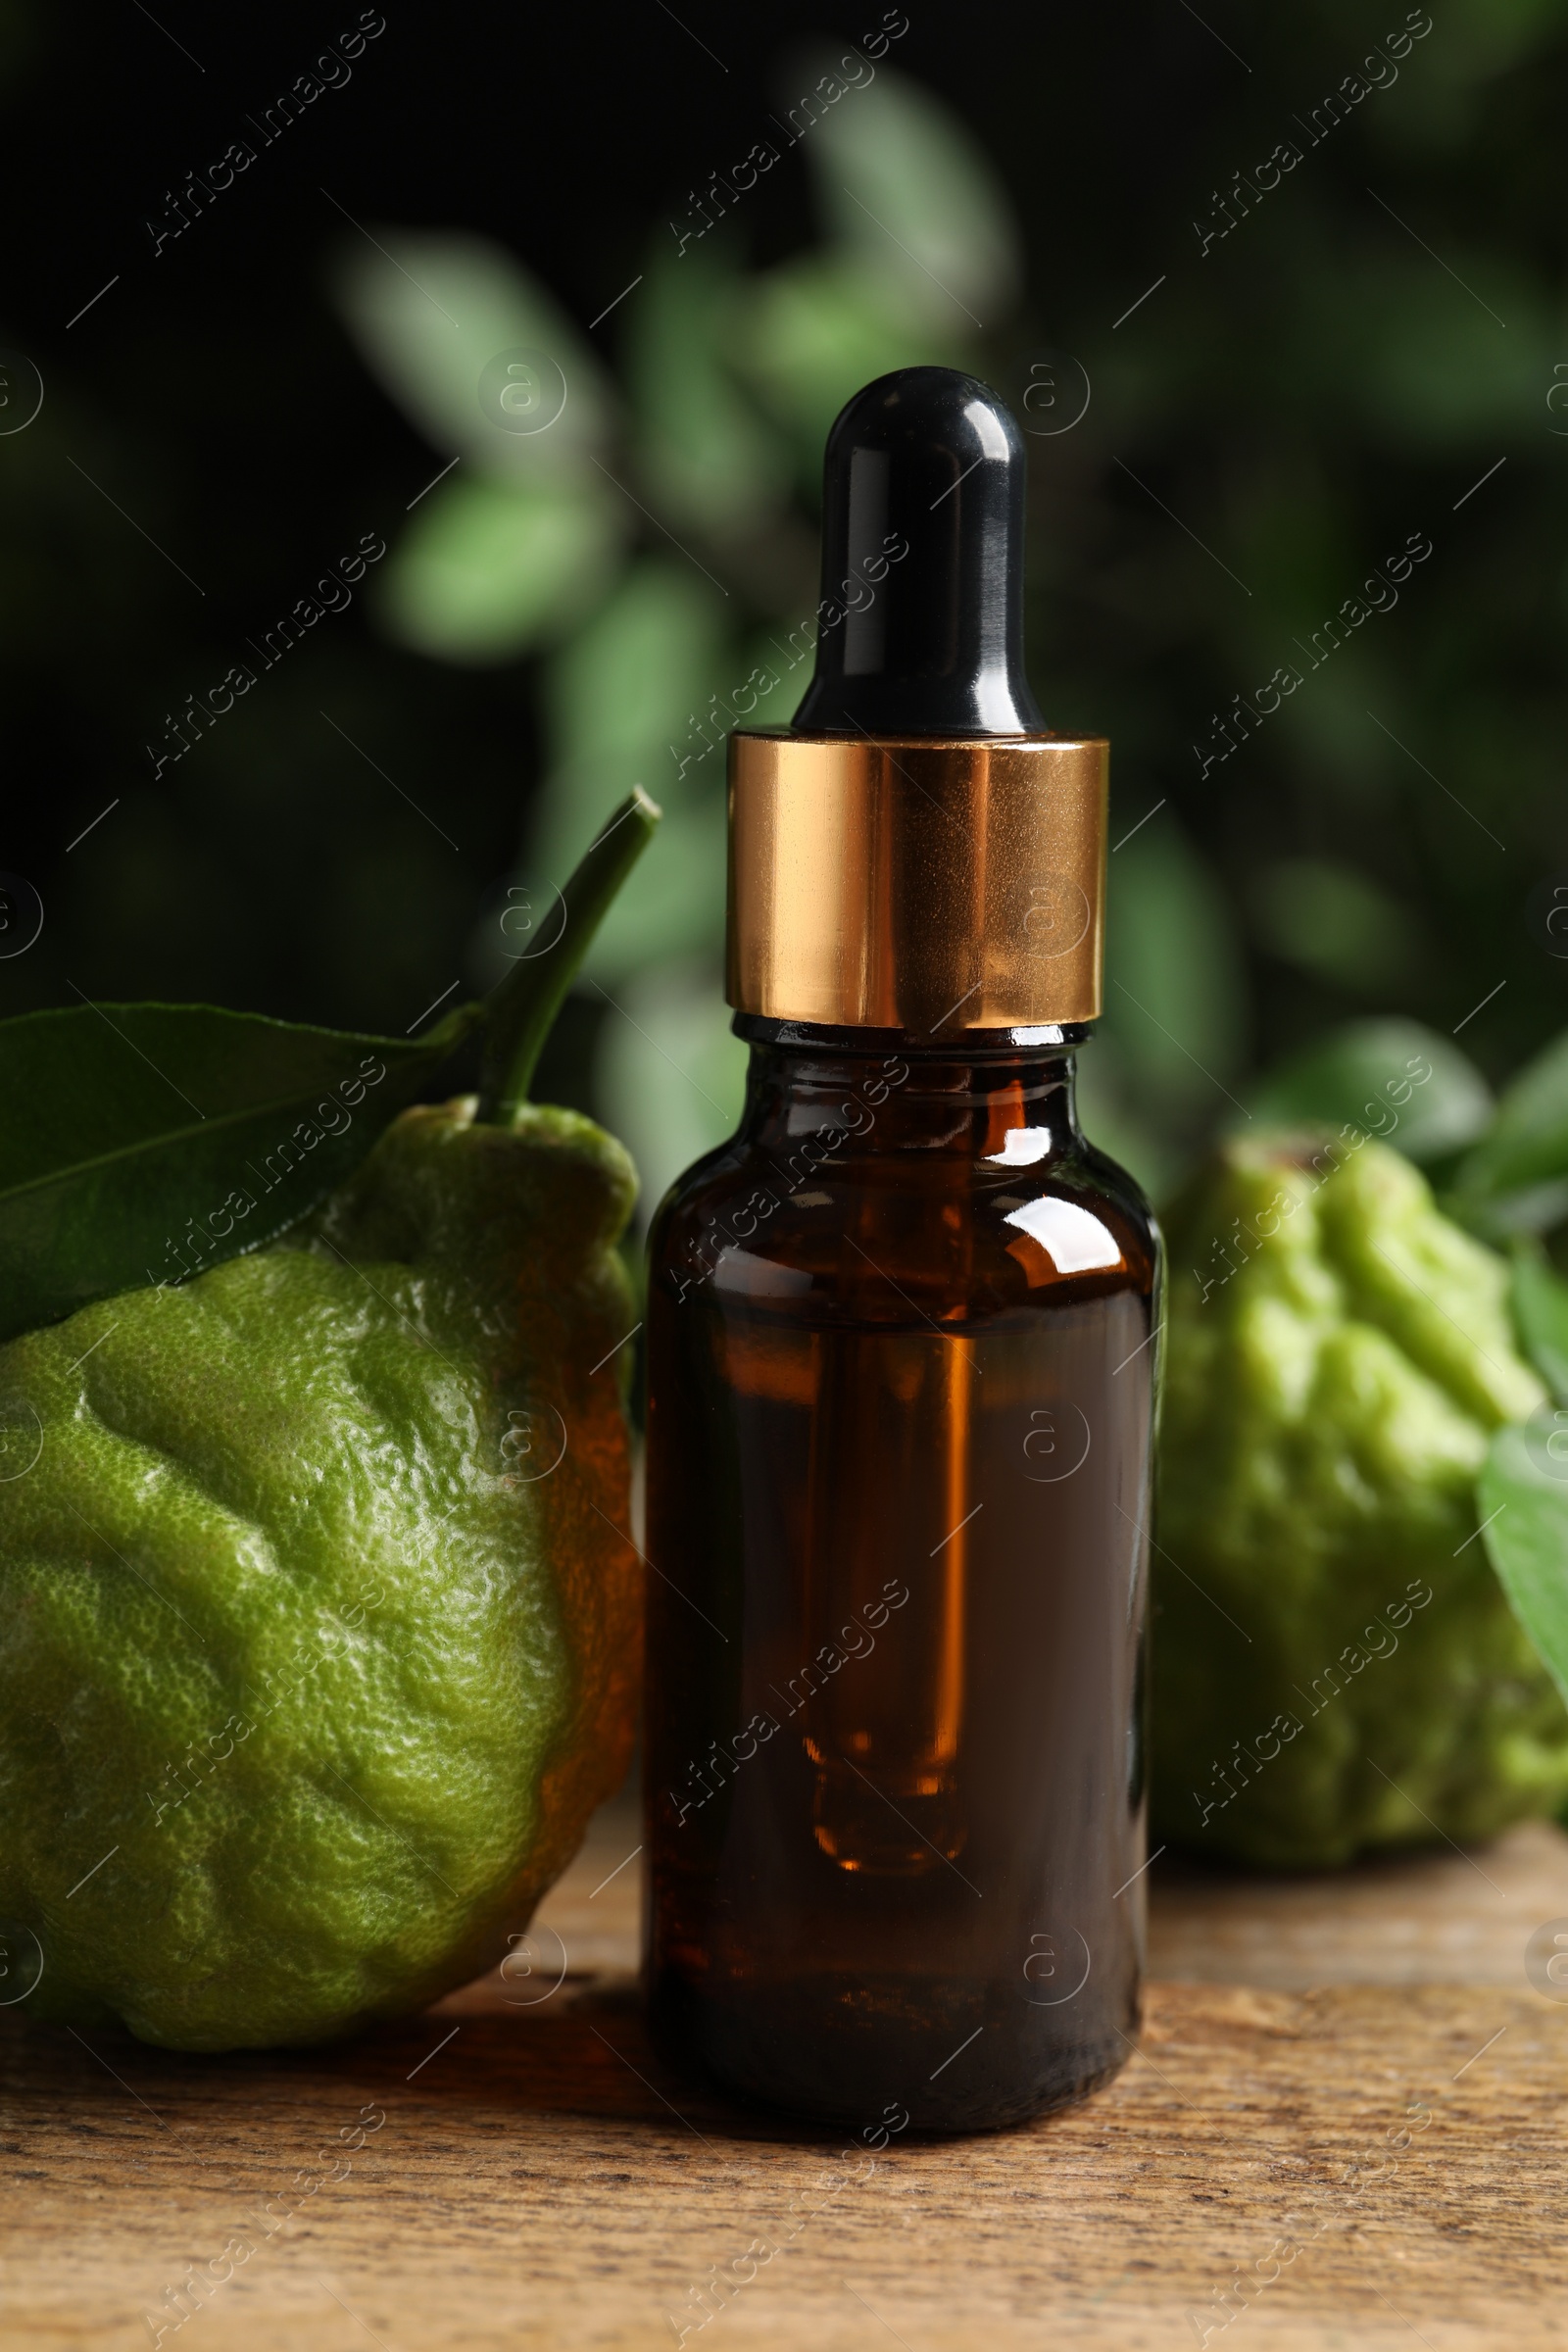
[[331, 58, 1024, 1219], [1247, 1016, 1494, 1163], [11, 0, 1568, 1246]]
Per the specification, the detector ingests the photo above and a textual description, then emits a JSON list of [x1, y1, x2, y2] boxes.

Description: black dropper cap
[[791, 366, 1043, 740]]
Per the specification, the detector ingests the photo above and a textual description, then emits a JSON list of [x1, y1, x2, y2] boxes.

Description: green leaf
[[1348, 252, 1550, 452], [0, 1001, 481, 1343], [1454, 1029, 1568, 1221], [1510, 1241, 1568, 1402], [627, 241, 790, 539], [738, 253, 973, 463], [741, 629, 811, 727], [497, 567, 738, 991], [540, 562, 730, 800], [592, 960, 748, 1225], [806, 59, 1021, 327], [1480, 1418, 1568, 1709], [1103, 822, 1247, 1122], [1250, 859, 1421, 991], [566, 628, 806, 979], [578, 800, 728, 984], [1249, 1019, 1493, 1163], [379, 477, 624, 663], [333, 230, 614, 483], [1074, 1032, 1183, 1206]]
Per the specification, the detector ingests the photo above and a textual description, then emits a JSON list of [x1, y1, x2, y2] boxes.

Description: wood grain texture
[[2, 1797, 1566, 2351], [1149, 1818, 1568, 1987]]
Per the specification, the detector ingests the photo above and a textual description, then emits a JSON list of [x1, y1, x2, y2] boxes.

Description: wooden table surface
[[4, 1794, 1566, 2351]]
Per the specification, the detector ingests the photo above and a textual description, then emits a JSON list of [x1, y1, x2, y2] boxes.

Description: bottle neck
[[732, 1016, 1088, 1164]]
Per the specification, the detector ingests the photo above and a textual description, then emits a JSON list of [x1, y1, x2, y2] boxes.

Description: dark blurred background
[[4, 0, 1565, 1212]]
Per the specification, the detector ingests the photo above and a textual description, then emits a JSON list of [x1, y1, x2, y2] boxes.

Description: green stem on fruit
[[474, 788, 662, 1126]]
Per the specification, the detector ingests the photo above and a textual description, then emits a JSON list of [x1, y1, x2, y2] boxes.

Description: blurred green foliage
[[7, 0, 1568, 1233], [332, 54, 1016, 1214], [329, 12, 1568, 1219]]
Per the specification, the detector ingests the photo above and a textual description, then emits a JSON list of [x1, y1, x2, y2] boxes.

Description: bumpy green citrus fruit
[[1153, 1132, 1568, 1867], [0, 1099, 639, 2047]]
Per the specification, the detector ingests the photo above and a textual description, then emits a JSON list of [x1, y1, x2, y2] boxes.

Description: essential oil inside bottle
[[644, 1026, 1156, 2130]]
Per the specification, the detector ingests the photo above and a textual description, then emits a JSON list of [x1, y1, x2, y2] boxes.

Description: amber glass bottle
[[644, 1020, 1157, 2130], [642, 366, 1160, 2131]]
